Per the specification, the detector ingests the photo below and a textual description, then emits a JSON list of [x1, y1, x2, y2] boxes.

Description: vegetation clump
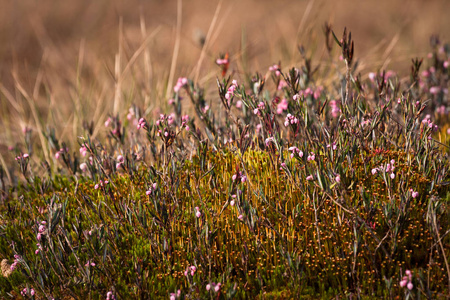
[[0, 28, 449, 299]]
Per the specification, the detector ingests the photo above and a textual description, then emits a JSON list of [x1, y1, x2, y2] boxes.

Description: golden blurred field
[[0, 0, 449, 160]]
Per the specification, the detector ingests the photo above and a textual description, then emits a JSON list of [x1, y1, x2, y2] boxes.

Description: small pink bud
[[407, 282, 413, 290]]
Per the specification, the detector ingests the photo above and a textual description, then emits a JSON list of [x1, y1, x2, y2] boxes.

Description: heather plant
[[0, 26, 449, 299]]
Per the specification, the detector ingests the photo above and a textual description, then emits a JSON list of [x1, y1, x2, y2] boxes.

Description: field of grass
[[0, 0, 450, 299]]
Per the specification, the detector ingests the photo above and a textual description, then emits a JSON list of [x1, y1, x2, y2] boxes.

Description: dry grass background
[[0, 0, 449, 169]]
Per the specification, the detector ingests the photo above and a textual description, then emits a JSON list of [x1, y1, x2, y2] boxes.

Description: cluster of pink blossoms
[[400, 270, 414, 290], [9, 254, 21, 272], [225, 80, 238, 100], [106, 291, 116, 300], [174, 77, 188, 93], [146, 182, 158, 195], [184, 265, 197, 277], [284, 113, 299, 127], [36, 221, 47, 254], [292, 86, 323, 101], [136, 118, 146, 129], [116, 155, 124, 169], [206, 282, 221, 293], [288, 146, 303, 158], [14, 153, 29, 161], [169, 290, 181, 300], [181, 115, 190, 131], [85, 260, 95, 267], [269, 64, 281, 76], [421, 115, 438, 131], [21, 287, 35, 297], [156, 113, 175, 126], [94, 180, 109, 190], [372, 159, 396, 179], [329, 100, 341, 118], [79, 145, 88, 157], [276, 98, 288, 114], [253, 101, 265, 115], [55, 147, 68, 160], [232, 171, 247, 183]]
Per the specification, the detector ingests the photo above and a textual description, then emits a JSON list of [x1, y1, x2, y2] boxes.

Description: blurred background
[[0, 0, 449, 164], [1, 0, 449, 87]]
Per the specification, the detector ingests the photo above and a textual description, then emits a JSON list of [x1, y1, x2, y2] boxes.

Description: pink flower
[[335, 175, 341, 183], [206, 284, 211, 291], [306, 175, 313, 181], [214, 283, 221, 292], [407, 282, 413, 290], [174, 77, 188, 93], [429, 86, 441, 94], [238, 214, 244, 221], [137, 118, 146, 129], [390, 173, 395, 179], [276, 98, 288, 114], [230, 200, 235, 206], [79, 146, 88, 157], [38, 225, 46, 233], [195, 210, 201, 218], [400, 279, 407, 287], [80, 163, 88, 172]]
